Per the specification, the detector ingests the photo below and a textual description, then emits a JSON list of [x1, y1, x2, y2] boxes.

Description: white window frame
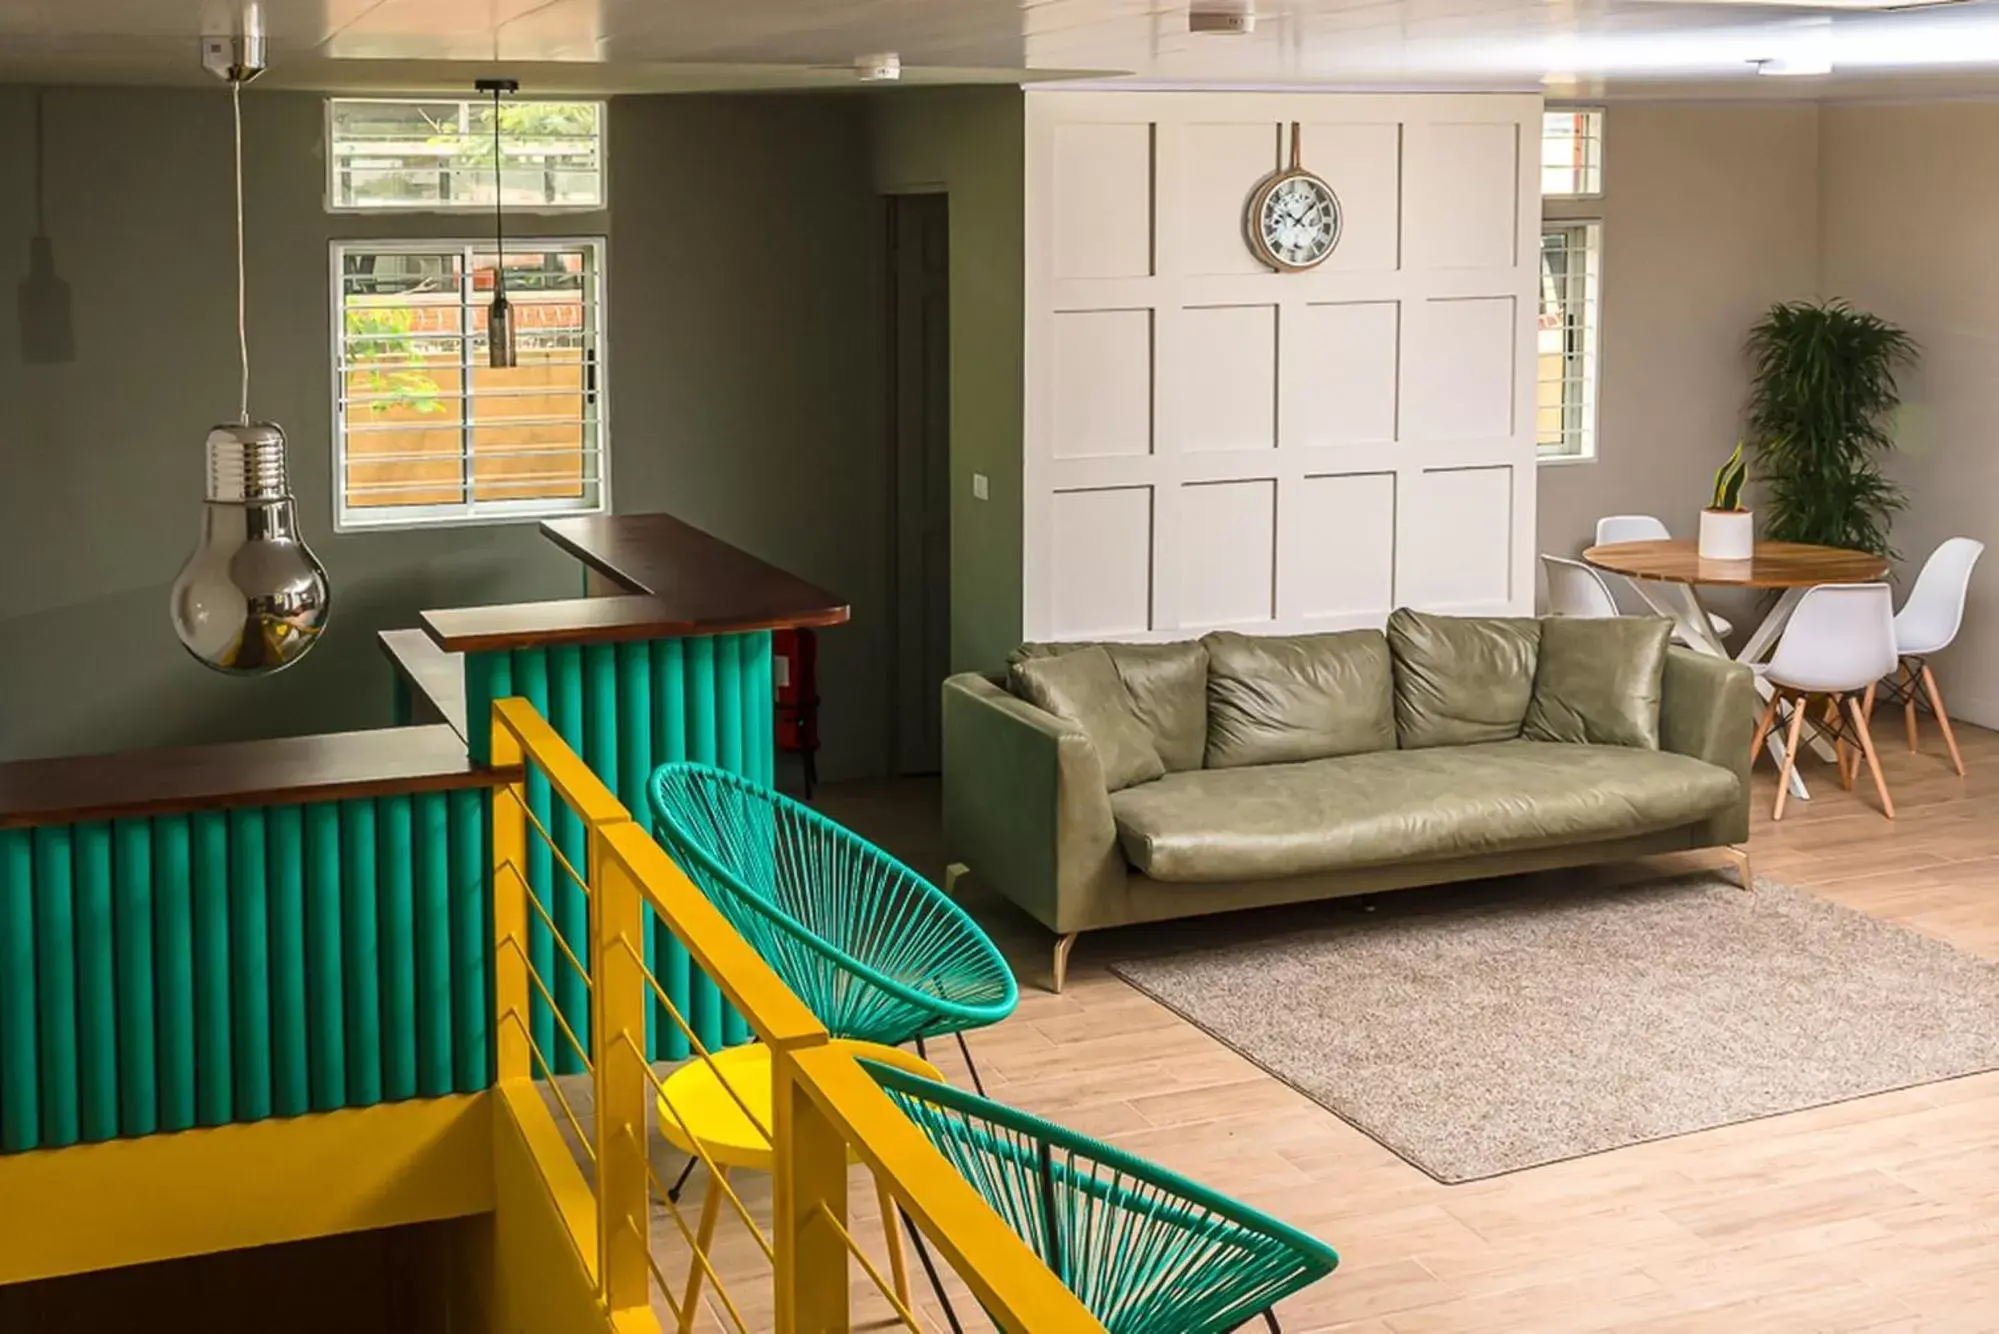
[[1540, 104, 1605, 465], [324, 97, 609, 215], [1537, 221, 1602, 464], [1540, 106, 1605, 201], [329, 236, 611, 533]]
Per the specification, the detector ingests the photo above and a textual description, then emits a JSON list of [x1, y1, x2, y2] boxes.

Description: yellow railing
[[487, 697, 1104, 1334]]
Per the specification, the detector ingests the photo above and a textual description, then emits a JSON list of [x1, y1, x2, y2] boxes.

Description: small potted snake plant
[[1699, 442, 1753, 561]]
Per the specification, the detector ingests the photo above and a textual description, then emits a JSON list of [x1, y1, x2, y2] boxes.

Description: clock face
[[1252, 172, 1342, 271]]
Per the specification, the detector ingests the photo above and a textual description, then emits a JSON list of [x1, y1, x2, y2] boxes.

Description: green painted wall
[[869, 88, 1026, 675], [0, 87, 887, 778]]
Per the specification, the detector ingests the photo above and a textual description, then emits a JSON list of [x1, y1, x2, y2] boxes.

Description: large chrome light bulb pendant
[[169, 16, 330, 676], [478, 78, 520, 369]]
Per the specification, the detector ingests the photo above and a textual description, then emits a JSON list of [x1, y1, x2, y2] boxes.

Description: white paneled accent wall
[[1023, 92, 1541, 642]]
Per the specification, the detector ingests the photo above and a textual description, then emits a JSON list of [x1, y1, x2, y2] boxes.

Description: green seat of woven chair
[[861, 1058, 1338, 1334], [647, 762, 1018, 1044]]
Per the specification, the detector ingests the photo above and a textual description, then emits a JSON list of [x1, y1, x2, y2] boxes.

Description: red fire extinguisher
[[773, 628, 820, 797]]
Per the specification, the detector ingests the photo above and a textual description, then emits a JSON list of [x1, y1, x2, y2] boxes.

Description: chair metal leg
[[1749, 695, 1780, 770], [667, 1155, 697, 1202], [1825, 695, 1852, 790], [902, 1208, 965, 1334], [1849, 695, 1897, 819], [1051, 932, 1079, 994], [1921, 663, 1967, 777], [953, 1028, 989, 1096], [1258, 1310, 1282, 1332], [1773, 694, 1809, 822], [1902, 660, 1921, 753]]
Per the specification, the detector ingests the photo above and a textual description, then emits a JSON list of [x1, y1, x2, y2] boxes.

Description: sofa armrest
[[942, 673, 1124, 935], [1658, 647, 1756, 846]]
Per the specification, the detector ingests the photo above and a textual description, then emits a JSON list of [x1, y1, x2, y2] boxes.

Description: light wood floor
[[658, 721, 1999, 1333]]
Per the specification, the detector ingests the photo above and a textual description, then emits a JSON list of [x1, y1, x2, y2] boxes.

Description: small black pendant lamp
[[476, 77, 519, 369]]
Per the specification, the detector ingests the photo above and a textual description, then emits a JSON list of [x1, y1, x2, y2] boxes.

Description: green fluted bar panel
[[33, 828, 79, 1146], [191, 812, 232, 1127], [229, 810, 274, 1123], [449, 788, 490, 1093], [652, 639, 691, 1061], [584, 643, 619, 1064], [377, 796, 418, 1103], [464, 651, 500, 765], [682, 637, 723, 1053], [267, 807, 310, 1119], [414, 793, 453, 1097], [113, 820, 158, 1137], [341, 800, 383, 1108], [152, 816, 196, 1132], [0, 830, 37, 1151], [303, 804, 346, 1112], [74, 823, 118, 1141], [548, 643, 589, 1077], [390, 672, 413, 728], [512, 648, 557, 1068], [617, 641, 658, 1057]]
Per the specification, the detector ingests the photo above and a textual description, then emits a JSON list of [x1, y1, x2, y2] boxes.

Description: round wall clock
[[1246, 123, 1342, 272]]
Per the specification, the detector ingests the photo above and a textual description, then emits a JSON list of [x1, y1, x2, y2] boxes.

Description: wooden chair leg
[[1825, 695, 1853, 790], [1902, 660, 1921, 753], [1773, 694, 1808, 821], [1749, 695, 1780, 770], [875, 1173, 912, 1307], [1920, 664, 1967, 777], [1848, 695, 1896, 820], [678, 1166, 728, 1334]]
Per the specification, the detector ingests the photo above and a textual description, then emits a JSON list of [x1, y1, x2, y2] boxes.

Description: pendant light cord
[[232, 76, 250, 427], [491, 87, 506, 299]]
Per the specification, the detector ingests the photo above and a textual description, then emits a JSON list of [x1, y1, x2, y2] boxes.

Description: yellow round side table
[[656, 1039, 940, 1331]]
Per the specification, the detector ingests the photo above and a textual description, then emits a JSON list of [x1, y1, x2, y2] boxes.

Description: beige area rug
[[1108, 874, 1999, 1184]]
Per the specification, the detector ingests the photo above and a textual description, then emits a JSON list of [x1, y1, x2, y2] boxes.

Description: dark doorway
[[884, 193, 952, 775]]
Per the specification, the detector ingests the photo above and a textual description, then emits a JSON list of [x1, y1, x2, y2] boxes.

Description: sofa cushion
[[1523, 616, 1674, 750], [1110, 740, 1738, 881], [1009, 649, 1165, 792], [1202, 630, 1395, 769], [1387, 608, 1542, 749], [1011, 640, 1208, 772]]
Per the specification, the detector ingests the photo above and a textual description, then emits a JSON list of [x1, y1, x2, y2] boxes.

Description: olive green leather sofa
[[942, 610, 1756, 991]]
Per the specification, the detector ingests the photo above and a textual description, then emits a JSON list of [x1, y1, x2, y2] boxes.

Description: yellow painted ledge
[[0, 1094, 495, 1287]]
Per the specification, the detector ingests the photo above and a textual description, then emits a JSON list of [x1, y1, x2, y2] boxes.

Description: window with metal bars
[[1541, 108, 1604, 199], [326, 98, 604, 212], [331, 238, 607, 530], [1537, 222, 1601, 461]]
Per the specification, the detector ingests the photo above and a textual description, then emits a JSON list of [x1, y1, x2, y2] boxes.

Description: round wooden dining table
[[1583, 538, 1891, 800]]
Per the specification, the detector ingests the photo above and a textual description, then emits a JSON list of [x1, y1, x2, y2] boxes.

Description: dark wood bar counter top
[[0, 724, 514, 830], [421, 512, 849, 653]]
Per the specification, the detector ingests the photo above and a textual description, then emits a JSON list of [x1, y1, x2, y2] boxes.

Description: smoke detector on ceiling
[[1190, 3, 1257, 34], [855, 52, 902, 81]]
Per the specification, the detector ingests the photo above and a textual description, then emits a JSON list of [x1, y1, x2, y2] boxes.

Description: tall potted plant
[[1745, 300, 1917, 557]]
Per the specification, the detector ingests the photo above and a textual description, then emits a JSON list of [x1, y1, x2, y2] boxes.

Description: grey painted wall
[[0, 87, 886, 777]]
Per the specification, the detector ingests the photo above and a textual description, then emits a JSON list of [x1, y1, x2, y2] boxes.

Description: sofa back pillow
[[1522, 616, 1674, 749], [1009, 640, 1208, 772], [1387, 608, 1543, 749], [1009, 647, 1167, 791], [1203, 629, 1395, 769]]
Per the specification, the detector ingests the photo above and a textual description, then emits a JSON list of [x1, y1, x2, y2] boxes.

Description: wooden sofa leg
[[1724, 845, 1754, 892], [943, 862, 968, 899], [1051, 933, 1079, 994]]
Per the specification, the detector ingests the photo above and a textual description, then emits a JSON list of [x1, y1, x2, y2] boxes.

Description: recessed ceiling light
[[1190, 4, 1257, 35], [1752, 54, 1834, 75], [855, 52, 901, 81]]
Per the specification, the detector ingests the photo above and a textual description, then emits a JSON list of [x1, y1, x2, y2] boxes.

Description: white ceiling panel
[[2, 0, 1999, 94]]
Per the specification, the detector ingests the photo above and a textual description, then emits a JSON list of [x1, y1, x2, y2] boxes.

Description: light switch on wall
[[972, 473, 990, 501]]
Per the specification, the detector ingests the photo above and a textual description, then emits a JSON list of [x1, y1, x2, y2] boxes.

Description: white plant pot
[[1698, 508, 1754, 562]]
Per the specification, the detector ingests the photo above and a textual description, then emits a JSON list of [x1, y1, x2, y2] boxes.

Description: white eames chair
[[1541, 555, 1621, 619], [1882, 537, 1984, 776], [1749, 583, 1900, 821]]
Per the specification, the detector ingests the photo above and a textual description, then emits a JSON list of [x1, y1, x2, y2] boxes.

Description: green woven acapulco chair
[[861, 1058, 1339, 1334], [647, 762, 1018, 1091]]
